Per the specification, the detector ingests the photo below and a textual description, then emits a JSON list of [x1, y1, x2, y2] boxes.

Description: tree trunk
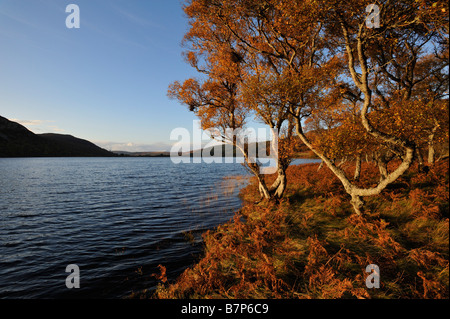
[[428, 138, 436, 165], [235, 143, 273, 202], [350, 194, 364, 216], [258, 178, 270, 201], [428, 118, 439, 165], [354, 154, 361, 181], [290, 22, 417, 215], [293, 112, 415, 216], [264, 125, 291, 200], [338, 156, 348, 168], [238, 143, 288, 202], [375, 151, 395, 182], [377, 159, 388, 181], [428, 144, 435, 165], [268, 167, 287, 199], [416, 148, 424, 172], [317, 161, 323, 171]]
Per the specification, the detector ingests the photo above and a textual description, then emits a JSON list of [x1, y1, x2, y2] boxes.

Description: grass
[[150, 159, 449, 299]]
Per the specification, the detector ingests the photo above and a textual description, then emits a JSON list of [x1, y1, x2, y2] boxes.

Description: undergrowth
[[151, 160, 449, 299]]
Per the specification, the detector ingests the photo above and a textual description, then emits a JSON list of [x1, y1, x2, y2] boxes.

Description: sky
[[0, 0, 210, 152]]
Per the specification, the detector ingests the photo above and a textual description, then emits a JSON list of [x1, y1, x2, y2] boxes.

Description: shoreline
[[148, 159, 449, 299]]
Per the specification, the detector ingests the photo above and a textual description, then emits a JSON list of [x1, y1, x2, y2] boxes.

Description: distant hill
[[187, 143, 255, 158], [112, 140, 317, 159], [112, 144, 268, 158], [0, 116, 116, 157], [113, 151, 170, 157], [182, 141, 317, 159]]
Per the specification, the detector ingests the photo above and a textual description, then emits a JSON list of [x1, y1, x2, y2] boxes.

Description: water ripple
[[0, 157, 250, 298]]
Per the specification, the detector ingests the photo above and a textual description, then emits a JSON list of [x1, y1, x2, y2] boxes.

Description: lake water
[[0, 157, 320, 299]]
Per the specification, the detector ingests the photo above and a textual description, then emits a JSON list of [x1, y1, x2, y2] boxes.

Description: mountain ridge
[[0, 116, 116, 157]]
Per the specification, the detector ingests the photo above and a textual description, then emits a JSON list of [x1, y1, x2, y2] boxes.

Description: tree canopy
[[169, 0, 449, 214]]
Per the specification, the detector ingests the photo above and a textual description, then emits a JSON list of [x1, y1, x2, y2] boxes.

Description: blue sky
[[0, 0, 204, 152]]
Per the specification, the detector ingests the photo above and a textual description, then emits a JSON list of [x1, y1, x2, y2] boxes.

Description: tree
[[168, 4, 294, 200], [297, 0, 449, 214], [174, 0, 449, 214]]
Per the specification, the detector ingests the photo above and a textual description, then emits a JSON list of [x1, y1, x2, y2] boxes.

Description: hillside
[[184, 141, 317, 159], [0, 116, 115, 157], [113, 140, 317, 159]]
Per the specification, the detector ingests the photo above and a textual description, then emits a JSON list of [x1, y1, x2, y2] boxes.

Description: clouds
[[10, 118, 65, 134], [10, 119, 45, 126]]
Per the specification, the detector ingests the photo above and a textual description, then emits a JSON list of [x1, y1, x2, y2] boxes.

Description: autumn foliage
[[153, 159, 449, 299], [155, 0, 449, 300], [168, 0, 449, 213]]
